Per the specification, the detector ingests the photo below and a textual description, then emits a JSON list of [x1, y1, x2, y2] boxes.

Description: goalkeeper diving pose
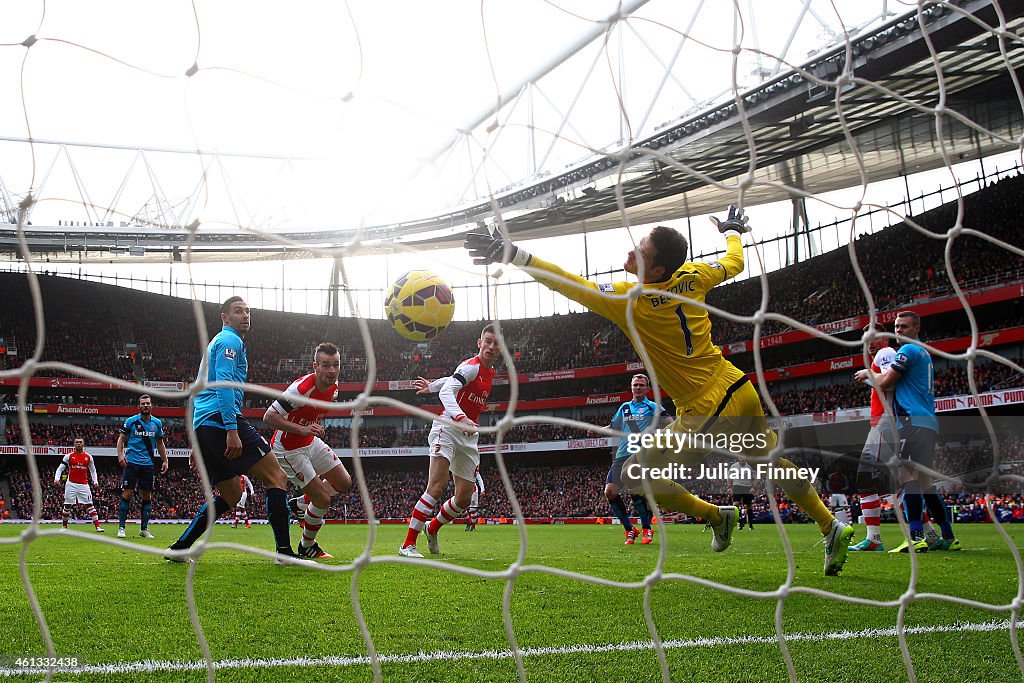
[[465, 207, 854, 576]]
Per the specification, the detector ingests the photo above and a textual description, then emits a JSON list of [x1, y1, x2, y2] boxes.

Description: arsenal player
[[400, 325, 500, 557], [263, 342, 351, 560], [54, 438, 104, 532]]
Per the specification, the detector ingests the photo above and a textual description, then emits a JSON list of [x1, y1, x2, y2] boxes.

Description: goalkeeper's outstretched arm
[[463, 231, 627, 322]]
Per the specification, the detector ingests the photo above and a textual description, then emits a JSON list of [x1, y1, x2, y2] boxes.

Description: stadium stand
[[1, 176, 1022, 529]]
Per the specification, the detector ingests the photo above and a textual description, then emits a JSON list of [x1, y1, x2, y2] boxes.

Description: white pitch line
[[0, 620, 1013, 677]]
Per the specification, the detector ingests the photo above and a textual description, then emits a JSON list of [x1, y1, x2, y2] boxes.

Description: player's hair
[[480, 324, 496, 338], [220, 295, 245, 315], [138, 393, 151, 403], [631, 373, 650, 385], [314, 341, 340, 359], [896, 310, 921, 326], [648, 225, 688, 280], [862, 322, 886, 332]]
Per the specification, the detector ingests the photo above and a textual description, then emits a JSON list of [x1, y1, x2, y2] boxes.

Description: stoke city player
[[116, 394, 168, 539], [606, 373, 667, 545], [165, 296, 300, 563]]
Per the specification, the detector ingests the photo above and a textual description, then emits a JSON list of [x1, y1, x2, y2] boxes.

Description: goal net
[[1, 1, 1023, 681]]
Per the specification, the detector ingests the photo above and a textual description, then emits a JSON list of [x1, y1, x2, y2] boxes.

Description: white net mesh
[[1, 2, 1024, 681]]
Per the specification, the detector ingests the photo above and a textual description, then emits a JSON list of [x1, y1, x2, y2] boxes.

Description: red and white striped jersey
[[59, 451, 96, 485], [869, 346, 897, 426], [268, 373, 338, 450], [429, 356, 494, 424]]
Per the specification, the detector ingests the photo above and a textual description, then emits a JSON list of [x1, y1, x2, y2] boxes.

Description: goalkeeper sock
[[608, 495, 633, 530], [631, 494, 653, 529], [773, 458, 835, 535], [141, 502, 152, 530], [265, 488, 292, 554], [174, 496, 230, 549], [652, 480, 722, 526], [118, 499, 129, 528]]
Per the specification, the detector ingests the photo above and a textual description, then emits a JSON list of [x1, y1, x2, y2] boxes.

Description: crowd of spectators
[[767, 355, 1024, 415], [5, 416, 613, 452], [2, 174, 1022, 392], [4, 433, 1020, 523]]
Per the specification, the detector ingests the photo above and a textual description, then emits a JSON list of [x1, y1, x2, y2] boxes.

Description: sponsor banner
[[143, 380, 186, 391], [0, 377, 124, 390], [585, 393, 630, 406], [3, 388, 1022, 458], [0, 439, 615, 459], [753, 325, 1024, 383], [933, 387, 1024, 412], [567, 437, 614, 449], [782, 387, 1024, 428], [816, 316, 860, 335], [478, 443, 530, 454], [0, 445, 74, 456], [721, 282, 1024, 356], [1, 403, 31, 412], [27, 403, 135, 416]]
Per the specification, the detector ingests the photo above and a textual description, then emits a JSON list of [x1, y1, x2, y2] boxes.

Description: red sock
[[426, 497, 465, 536], [402, 492, 437, 548]]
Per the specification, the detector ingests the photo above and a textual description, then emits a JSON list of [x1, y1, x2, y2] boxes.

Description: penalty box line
[[0, 619, 1013, 676]]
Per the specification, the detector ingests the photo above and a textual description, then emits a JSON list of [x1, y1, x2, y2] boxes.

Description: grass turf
[[0, 521, 1021, 682]]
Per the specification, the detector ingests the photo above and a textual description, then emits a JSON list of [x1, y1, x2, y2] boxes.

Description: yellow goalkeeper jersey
[[524, 235, 745, 406]]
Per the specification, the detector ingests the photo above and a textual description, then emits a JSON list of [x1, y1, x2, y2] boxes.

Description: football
[[384, 270, 456, 341]]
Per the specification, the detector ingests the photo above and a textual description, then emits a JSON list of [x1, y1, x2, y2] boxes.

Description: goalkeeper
[[465, 207, 853, 576]]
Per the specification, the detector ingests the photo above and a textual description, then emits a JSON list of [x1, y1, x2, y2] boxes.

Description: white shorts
[[473, 471, 485, 507], [273, 436, 341, 489], [64, 482, 93, 505], [237, 491, 249, 509], [428, 422, 480, 482], [829, 493, 850, 523]]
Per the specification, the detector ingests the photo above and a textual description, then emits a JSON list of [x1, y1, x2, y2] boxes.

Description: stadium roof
[[1, 0, 1023, 262]]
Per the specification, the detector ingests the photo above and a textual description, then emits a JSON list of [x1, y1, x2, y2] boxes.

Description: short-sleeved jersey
[[441, 356, 494, 424], [62, 452, 94, 485], [523, 235, 745, 405], [890, 342, 938, 432], [240, 474, 254, 496], [610, 398, 663, 459], [120, 414, 165, 466], [193, 325, 247, 430], [869, 347, 897, 426], [268, 372, 339, 450]]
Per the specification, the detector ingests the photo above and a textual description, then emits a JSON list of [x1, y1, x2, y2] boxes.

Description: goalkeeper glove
[[464, 231, 531, 267], [709, 205, 751, 237]]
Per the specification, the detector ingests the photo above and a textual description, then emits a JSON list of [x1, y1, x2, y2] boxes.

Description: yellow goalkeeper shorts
[[665, 364, 778, 464]]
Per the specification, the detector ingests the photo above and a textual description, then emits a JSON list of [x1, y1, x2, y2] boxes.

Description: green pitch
[[0, 522, 1021, 682]]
